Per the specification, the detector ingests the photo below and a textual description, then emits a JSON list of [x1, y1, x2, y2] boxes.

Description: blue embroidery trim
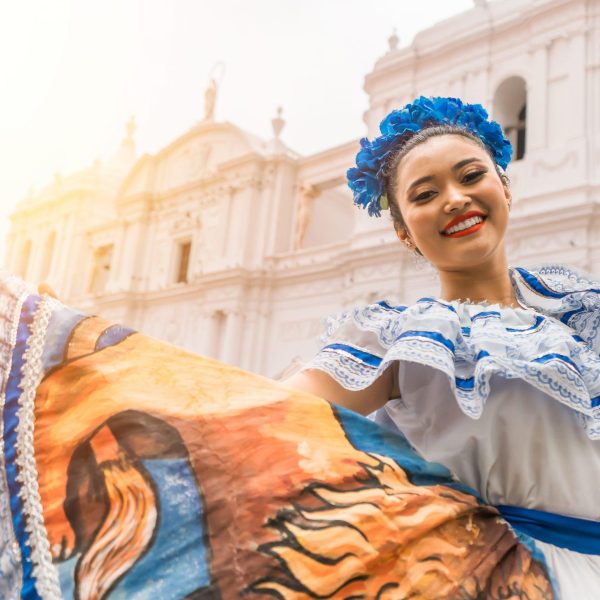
[[3, 294, 43, 600], [506, 314, 545, 332], [418, 298, 457, 314], [324, 343, 382, 366], [532, 353, 581, 374], [515, 267, 568, 299], [498, 504, 600, 555], [398, 330, 455, 353], [377, 300, 407, 313], [471, 310, 500, 320]]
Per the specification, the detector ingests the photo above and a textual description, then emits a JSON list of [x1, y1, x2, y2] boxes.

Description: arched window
[[493, 77, 527, 161], [40, 232, 56, 280], [18, 239, 32, 278]]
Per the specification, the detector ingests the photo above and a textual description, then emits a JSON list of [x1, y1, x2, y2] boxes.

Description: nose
[[444, 184, 471, 213]]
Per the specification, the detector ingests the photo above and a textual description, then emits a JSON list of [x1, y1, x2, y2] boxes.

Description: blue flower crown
[[347, 96, 512, 217]]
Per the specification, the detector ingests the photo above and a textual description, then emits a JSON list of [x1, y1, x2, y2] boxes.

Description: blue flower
[[348, 96, 513, 217]]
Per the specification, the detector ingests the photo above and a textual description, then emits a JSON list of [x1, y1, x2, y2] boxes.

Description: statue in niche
[[293, 184, 319, 251]]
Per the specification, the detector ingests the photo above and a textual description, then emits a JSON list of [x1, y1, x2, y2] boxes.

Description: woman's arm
[[283, 363, 399, 416]]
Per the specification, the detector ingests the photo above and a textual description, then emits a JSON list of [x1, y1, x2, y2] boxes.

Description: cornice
[[115, 191, 154, 214], [10, 188, 100, 220], [66, 192, 600, 314], [153, 120, 267, 164], [364, 0, 583, 94]]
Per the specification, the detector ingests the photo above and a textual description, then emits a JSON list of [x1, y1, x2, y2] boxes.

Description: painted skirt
[[0, 287, 555, 599]]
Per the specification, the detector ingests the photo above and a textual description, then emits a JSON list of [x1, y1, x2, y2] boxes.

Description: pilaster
[[527, 41, 549, 151]]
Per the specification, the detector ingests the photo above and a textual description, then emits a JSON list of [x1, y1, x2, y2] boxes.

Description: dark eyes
[[412, 169, 487, 202], [462, 169, 487, 183], [414, 191, 435, 202]]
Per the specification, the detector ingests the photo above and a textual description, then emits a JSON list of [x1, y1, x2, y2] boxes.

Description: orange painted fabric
[[0, 284, 555, 599]]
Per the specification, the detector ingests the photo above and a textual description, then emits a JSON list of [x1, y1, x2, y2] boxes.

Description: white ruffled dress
[[304, 264, 600, 599]]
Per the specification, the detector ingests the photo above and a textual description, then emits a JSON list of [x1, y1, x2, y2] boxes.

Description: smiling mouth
[[442, 216, 487, 238]]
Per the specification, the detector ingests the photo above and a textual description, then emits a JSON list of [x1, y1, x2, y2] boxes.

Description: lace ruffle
[[304, 264, 600, 439], [0, 270, 33, 598]]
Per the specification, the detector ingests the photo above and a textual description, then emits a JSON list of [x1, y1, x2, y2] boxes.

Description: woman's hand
[[38, 282, 58, 299]]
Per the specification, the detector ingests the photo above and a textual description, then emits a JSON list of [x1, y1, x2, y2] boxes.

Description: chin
[[434, 248, 498, 270]]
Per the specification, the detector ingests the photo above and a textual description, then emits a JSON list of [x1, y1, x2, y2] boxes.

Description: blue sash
[[497, 504, 600, 555]]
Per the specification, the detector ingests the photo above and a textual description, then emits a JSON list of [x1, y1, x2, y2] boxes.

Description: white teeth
[[445, 216, 484, 234]]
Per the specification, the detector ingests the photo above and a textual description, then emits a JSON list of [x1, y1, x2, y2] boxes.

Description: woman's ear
[[395, 225, 414, 249], [503, 181, 512, 209]]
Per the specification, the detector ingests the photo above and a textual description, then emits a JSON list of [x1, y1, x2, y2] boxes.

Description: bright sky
[[0, 0, 473, 231]]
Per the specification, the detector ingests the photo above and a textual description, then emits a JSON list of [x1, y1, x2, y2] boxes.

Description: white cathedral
[[5, 0, 600, 378]]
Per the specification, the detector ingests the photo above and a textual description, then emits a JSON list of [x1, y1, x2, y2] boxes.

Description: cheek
[[407, 207, 438, 239]]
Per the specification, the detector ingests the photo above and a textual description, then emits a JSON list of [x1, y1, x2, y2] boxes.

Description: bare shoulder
[[283, 363, 400, 416]]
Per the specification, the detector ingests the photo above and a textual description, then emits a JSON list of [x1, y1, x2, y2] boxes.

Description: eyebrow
[[407, 157, 482, 191]]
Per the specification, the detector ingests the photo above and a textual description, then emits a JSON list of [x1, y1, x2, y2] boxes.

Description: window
[[493, 77, 527, 161], [88, 244, 114, 294], [505, 104, 527, 161], [176, 240, 191, 283]]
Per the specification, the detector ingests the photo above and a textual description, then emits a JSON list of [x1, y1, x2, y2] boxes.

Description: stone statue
[[126, 116, 136, 141], [204, 78, 218, 122], [294, 184, 319, 251]]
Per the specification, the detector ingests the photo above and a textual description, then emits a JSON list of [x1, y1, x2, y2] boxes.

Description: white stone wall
[[5, 0, 600, 378]]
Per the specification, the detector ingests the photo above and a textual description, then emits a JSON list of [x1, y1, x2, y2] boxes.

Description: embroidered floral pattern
[[0, 271, 32, 599], [16, 297, 63, 598]]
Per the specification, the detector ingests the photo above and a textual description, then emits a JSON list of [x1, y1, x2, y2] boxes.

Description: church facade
[[6, 0, 600, 378]]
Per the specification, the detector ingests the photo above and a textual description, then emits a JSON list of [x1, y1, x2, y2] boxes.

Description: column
[[109, 222, 129, 292], [527, 41, 548, 152], [248, 307, 270, 374], [568, 30, 586, 140], [27, 236, 45, 284], [220, 310, 243, 366], [113, 220, 143, 292], [54, 213, 76, 295], [4, 232, 16, 272]]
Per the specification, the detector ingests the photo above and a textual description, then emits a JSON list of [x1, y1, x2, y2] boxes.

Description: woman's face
[[394, 134, 512, 271]]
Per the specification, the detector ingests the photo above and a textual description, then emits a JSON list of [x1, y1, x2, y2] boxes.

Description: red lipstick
[[442, 211, 487, 237]]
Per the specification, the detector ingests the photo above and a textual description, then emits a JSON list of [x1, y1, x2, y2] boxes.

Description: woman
[[285, 96, 600, 598], [0, 97, 590, 599]]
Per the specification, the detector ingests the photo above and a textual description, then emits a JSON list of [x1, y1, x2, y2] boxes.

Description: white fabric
[[535, 541, 600, 600], [304, 263, 600, 598], [386, 362, 600, 599]]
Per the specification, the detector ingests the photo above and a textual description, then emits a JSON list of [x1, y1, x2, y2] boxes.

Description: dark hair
[[381, 125, 510, 256]]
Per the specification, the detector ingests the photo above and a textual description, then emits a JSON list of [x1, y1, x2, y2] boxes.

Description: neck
[[438, 255, 519, 307]]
